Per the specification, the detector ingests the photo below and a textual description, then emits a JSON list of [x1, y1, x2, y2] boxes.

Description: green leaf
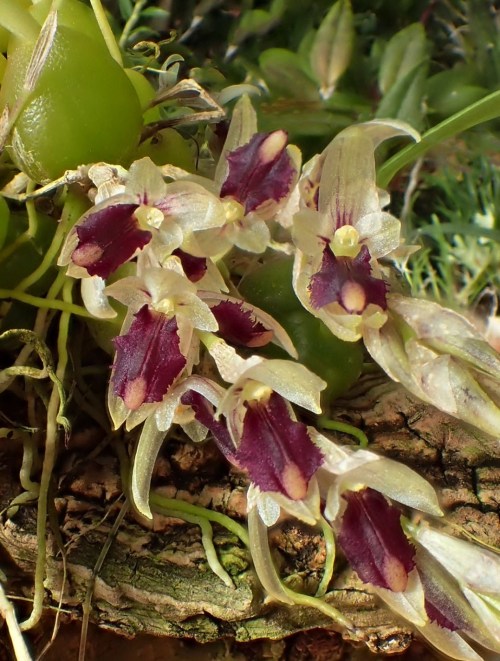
[[376, 61, 427, 130], [259, 48, 318, 100], [233, 9, 279, 45], [118, 0, 133, 21], [309, 0, 354, 100], [140, 7, 170, 20], [378, 23, 428, 94]]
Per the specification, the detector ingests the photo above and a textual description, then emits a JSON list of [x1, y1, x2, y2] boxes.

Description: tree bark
[[0, 377, 498, 657]]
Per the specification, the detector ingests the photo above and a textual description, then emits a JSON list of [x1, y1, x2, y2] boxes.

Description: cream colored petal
[[230, 216, 271, 254], [292, 208, 331, 256], [204, 336, 262, 384], [410, 349, 500, 438], [104, 276, 150, 309], [371, 569, 427, 627], [318, 120, 419, 226], [242, 359, 326, 413], [81, 276, 117, 319], [182, 227, 233, 259], [126, 157, 167, 202], [363, 321, 426, 397], [389, 294, 485, 341], [462, 589, 500, 646], [356, 211, 401, 258], [178, 292, 219, 332], [162, 181, 226, 231], [337, 456, 443, 516]]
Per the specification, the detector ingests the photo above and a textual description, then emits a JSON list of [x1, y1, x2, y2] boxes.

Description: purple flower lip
[[338, 488, 415, 592], [220, 131, 295, 214], [236, 392, 323, 500], [112, 305, 186, 410], [309, 244, 387, 313], [210, 300, 274, 348], [172, 248, 207, 283], [72, 203, 151, 279]]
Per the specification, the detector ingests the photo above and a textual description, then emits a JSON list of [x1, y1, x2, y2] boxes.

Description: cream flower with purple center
[[104, 265, 218, 431], [292, 120, 419, 342], [176, 95, 301, 258], [58, 157, 227, 286]]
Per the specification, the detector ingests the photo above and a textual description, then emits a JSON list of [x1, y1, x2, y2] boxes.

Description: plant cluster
[[0, 1, 499, 660]]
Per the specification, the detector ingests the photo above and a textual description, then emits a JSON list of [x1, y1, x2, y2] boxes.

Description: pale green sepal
[[412, 527, 500, 596], [416, 623, 485, 661], [462, 589, 500, 646], [247, 503, 295, 605], [214, 94, 258, 189], [244, 359, 326, 413], [130, 415, 168, 520], [372, 569, 427, 627]]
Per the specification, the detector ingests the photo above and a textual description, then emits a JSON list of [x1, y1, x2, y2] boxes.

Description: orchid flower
[[336, 489, 496, 661], [406, 522, 500, 653], [59, 156, 228, 279], [363, 293, 500, 439], [292, 120, 419, 342], [58, 157, 228, 317], [103, 264, 218, 431], [168, 95, 301, 258]]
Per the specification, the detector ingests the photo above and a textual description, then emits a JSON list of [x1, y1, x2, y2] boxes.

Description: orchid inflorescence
[[58, 95, 500, 660]]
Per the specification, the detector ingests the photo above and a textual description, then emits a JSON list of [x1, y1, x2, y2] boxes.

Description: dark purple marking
[[112, 305, 186, 410], [338, 488, 415, 592], [220, 131, 295, 214], [236, 392, 323, 500], [210, 300, 273, 347], [309, 245, 387, 313], [172, 248, 207, 283], [72, 203, 151, 279], [180, 390, 236, 463]]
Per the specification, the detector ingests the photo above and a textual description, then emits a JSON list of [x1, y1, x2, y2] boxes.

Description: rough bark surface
[[0, 377, 498, 658]]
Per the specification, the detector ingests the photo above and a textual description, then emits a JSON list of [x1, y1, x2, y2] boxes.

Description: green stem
[[149, 492, 250, 548], [377, 90, 500, 188], [0, 289, 93, 318], [88, 0, 123, 66], [16, 189, 88, 293], [0, 181, 36, 266], [281, 583, 353, 629], [118, 0, 147, 49], [151, 503, 234, 588], [0, 0, 39, 41], [20, 283, 72, 631], [317, 417, 368, 447], [315, 516, 335, 598]]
